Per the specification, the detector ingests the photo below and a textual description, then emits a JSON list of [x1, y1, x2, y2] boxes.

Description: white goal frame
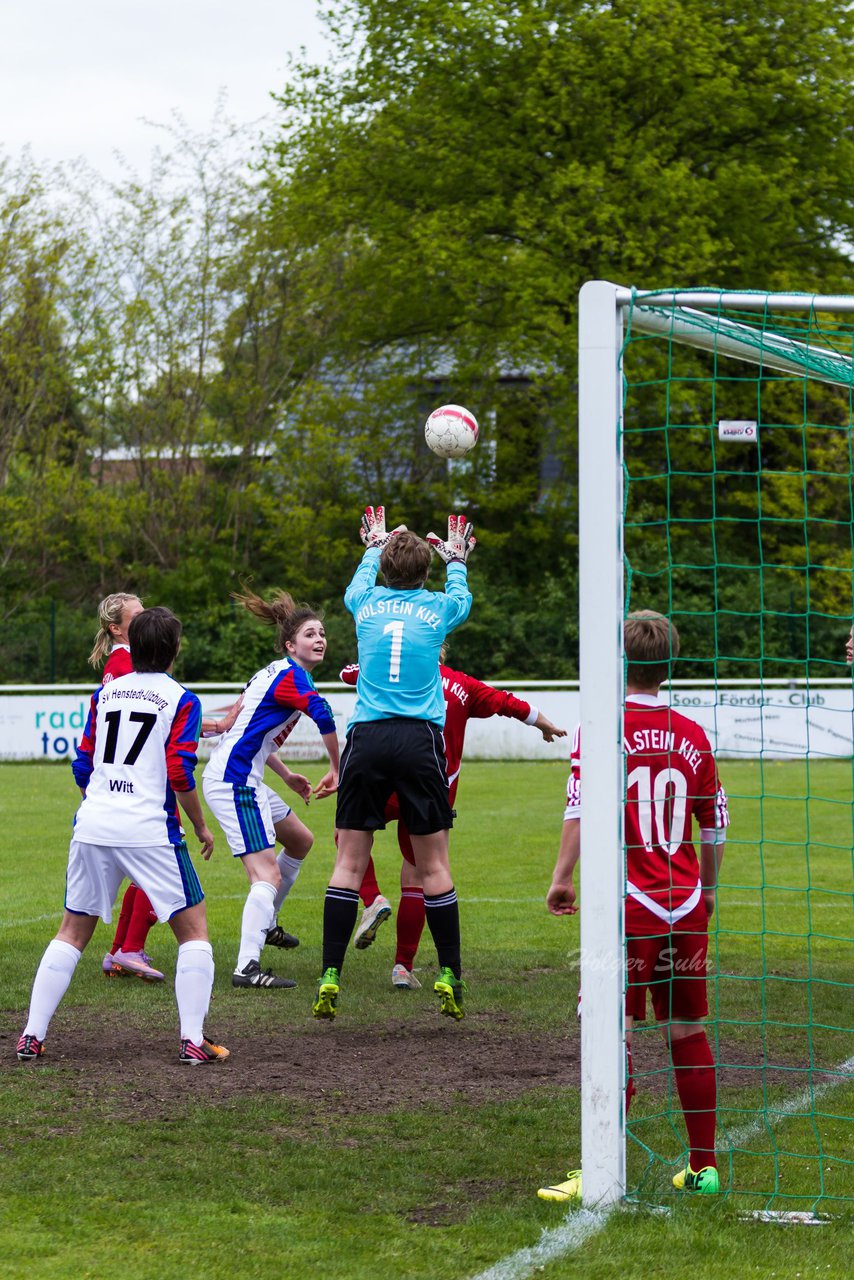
[[577, 280, 854, 1208]]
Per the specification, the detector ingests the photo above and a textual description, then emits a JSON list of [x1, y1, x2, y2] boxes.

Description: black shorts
[[335, 719, 453, 836]]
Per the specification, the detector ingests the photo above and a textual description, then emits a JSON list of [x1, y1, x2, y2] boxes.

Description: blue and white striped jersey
[[204, 657, 336, 789]]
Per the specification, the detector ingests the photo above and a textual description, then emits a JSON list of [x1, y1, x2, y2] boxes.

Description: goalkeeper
[[313, 507, 474, 1022]]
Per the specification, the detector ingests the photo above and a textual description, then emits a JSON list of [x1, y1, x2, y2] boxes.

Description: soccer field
[[0, 760, 851, 1280]]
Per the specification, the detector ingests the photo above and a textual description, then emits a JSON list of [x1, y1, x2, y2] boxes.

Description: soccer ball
[[424, 404, 479, 460]]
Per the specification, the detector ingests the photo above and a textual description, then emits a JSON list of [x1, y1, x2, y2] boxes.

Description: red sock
[[671, 1031, 717, 1170], [359, 856, 381, 907], [123, 887, 157, 954], [111, 884, 137, 953], [395, 888, 425, 969], [626, 1045, 635, 1114]]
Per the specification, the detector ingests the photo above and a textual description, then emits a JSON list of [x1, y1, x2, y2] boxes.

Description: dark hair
[[129, 607, 183, 673], [380, 532, 432, 589], [232, 587, 322, 656], [624, 610, 680, 689]]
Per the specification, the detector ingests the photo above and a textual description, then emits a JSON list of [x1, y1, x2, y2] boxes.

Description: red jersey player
[[340, 654, 567, 987], [538, 610, 728, 1203]]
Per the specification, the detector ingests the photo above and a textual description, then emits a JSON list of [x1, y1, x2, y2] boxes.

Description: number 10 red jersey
[[566, 694, 729, 932]]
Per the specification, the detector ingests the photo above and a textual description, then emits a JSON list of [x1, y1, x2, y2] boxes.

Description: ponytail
[[232, 587, 322, 656], [88, 592, 142, 668]]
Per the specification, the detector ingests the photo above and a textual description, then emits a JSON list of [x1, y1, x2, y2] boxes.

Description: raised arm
[[426, 514, 475, 631], [344, 505, 407, 614], [461, 674, 567, 741]]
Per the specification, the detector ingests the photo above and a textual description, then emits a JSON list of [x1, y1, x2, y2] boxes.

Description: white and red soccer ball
[[424, 404, 479, 460]]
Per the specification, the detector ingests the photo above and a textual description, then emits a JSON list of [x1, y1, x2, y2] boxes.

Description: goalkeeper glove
[[360, 505, 407, 549], [426, 514, 476, 564]]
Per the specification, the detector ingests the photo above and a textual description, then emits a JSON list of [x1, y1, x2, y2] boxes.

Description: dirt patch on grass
[[0, 1010, 578, 1123], [0, 1003, 831, 1126]]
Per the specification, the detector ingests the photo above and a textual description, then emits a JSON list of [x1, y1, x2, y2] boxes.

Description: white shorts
[[65, 839, 204, 923], [203, 778, 290, 857], [266, 786, 292, 825]]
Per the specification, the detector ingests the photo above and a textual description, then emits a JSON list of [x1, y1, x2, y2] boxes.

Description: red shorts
[[625, 903, 709, 1023]]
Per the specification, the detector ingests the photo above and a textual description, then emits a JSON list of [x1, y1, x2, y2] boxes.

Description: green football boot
[[312, 967, 340, 1020], [672, 1164, 720, 1194], [434, 967, 466, 1020], [537, 1169, 582, 1203]]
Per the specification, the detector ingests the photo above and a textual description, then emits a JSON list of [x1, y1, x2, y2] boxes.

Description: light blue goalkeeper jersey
[[344, 547, 472, 726]]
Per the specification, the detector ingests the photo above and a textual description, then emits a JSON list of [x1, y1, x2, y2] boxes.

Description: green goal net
[[576, 284, 854, 1215], [622, 289, 854, 1213]]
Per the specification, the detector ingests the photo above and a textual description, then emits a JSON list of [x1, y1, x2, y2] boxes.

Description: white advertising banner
[[0, 686, 850, 762], [666, 687, 854, 760]]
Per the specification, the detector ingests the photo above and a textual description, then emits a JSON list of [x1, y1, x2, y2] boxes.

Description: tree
[[254, 0, 854, 676]]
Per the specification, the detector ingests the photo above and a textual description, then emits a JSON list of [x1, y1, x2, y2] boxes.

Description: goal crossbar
[[629, 304, 854, 388]]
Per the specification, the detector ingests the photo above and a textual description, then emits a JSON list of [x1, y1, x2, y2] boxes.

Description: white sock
[[273, 850, 304, 915], [236, 880, 277, 971], [175, 940, 214, 1045], [23, 939, 81, 1040]]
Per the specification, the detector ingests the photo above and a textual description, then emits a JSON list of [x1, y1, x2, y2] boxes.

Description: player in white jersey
[[203, 588, 340, 990], [16, 607, 228, 1066]]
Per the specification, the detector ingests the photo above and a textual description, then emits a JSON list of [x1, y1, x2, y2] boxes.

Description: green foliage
[[2, 4, 854, 678]]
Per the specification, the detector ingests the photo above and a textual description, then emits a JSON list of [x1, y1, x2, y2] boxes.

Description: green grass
[[0, 759, 852, 1279]]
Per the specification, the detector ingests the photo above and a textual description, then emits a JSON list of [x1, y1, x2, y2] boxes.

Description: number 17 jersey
[[72, 671, 203, 847]]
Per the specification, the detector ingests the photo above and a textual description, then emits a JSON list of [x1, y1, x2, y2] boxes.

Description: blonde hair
[[88, 592, 143, 668], [624, 610, 680, 689], [232, 587, 322, 656]]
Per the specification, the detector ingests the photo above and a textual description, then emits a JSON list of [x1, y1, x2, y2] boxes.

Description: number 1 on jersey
[[383, 620, 404, 684]]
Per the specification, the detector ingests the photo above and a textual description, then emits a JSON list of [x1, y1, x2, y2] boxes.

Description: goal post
[[577, 281, 854, 1211], [577, 280, 627, 1206]]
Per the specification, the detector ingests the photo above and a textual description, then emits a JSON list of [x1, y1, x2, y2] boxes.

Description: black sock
[[424, 888, 461, 979], [322, 886, 360, 973]]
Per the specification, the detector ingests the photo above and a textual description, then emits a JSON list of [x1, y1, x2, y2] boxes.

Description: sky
[[2, 0, 333, 177]]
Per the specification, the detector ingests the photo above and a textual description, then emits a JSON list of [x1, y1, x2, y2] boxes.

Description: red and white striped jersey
[[565, 695, 729, 931], [102, 644, 133, 684]]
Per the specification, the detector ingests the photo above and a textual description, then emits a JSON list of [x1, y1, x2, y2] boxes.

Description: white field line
[[468, 1056, 854, 1280], [1, 895, 845, 930], [723, 1053, 854, 1150], [468, 1207, 613, 1280]]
